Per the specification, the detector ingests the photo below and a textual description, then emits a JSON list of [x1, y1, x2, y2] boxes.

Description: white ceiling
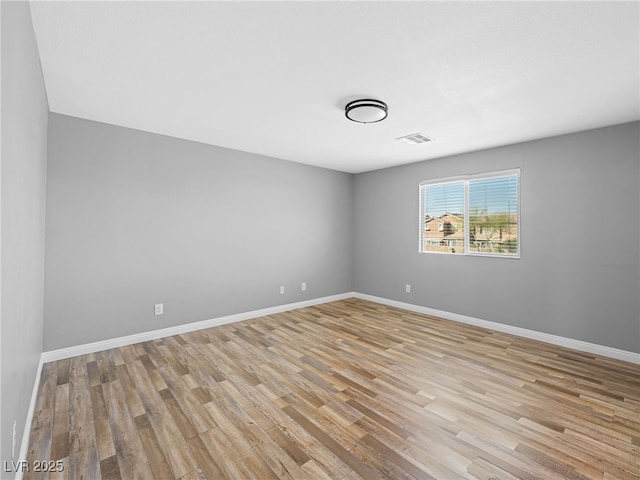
[[29, 1, 639, 173]]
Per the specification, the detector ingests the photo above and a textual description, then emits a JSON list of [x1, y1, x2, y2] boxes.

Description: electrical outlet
[[301, 282, 306, 291], [405, 284, 411, 293], [154, 303, 164, 315], [280, 286, 285, 294], [12, 420, 17, 459]]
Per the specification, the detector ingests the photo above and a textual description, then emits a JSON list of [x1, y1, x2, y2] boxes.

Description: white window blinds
[[420, 169, 520, 257]]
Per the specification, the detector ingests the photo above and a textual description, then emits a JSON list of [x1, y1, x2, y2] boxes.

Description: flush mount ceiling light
[[345, 99, 388, 124]]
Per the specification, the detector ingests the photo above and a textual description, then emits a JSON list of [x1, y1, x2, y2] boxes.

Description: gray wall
[[1, 0, 48, 469], [354, 122, 640, 353], [44, 114, 353, 350], [43, 117, 640, 354]]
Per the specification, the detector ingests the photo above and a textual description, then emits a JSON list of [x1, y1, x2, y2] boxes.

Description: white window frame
[[418, 168, 521, 258]]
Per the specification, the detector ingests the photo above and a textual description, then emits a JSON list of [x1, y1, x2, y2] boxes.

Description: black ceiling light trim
[[345, 99, 388, 124]]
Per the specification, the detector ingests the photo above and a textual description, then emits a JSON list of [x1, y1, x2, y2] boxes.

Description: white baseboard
[[42, 290, 639, 366], [15, 355, 44, 480], [41, 293, 354, 363], [352, 293, 640, 365]]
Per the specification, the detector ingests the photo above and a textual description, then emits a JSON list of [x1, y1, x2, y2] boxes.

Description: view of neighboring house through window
[[421, 180, 465, 254], [420, 169, 520, 257]]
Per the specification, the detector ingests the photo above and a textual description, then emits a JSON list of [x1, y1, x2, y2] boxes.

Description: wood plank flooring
[[25, 299, 640, 479]]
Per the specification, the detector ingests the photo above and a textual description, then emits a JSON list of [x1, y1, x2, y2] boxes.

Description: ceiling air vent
[[396, 133, 433, 145]]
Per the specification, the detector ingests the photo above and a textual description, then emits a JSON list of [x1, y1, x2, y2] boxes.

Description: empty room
[[2, 1, 639, 479]]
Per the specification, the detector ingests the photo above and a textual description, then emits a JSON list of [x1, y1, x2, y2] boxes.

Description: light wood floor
[[26, 298, 639, 479]]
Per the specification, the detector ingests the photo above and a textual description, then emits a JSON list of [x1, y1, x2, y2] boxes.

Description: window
[[419, 169, 520, 257]]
